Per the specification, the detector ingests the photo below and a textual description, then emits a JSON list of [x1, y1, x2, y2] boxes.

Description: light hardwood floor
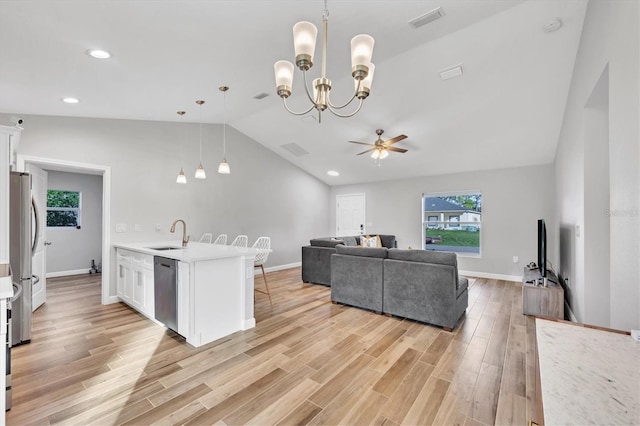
[[7, 268, 538, 425]]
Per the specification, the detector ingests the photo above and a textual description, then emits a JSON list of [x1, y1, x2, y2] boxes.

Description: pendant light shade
[[176, 111, 187, 184], [195, 100, 206, 179], [176, 168, 187, 184], [217, 159, 230, 174], [195, 163, 206, 179], [218, 86, 231, 175]]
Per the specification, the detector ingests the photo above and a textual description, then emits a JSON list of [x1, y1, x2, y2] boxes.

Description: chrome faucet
[[170, 219, 189, 247]]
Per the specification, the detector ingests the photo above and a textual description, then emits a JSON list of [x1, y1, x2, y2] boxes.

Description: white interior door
[[336, 193, 366, 236], [27, 163, 47, 311]]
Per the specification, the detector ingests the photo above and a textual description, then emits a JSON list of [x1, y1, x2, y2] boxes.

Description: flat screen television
[[538, 219, 546, 278]]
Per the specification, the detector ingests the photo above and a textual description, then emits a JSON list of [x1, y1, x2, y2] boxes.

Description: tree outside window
[[47, 190, 81, 228]]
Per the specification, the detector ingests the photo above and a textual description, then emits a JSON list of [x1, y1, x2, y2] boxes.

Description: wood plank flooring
[[7, 268, 537, 425]]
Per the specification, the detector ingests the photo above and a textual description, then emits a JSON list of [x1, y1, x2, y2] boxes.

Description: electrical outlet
[[512, 256, 519, 263], [134, 224, 141, 232], [155, 224, 162, 232], [115, 223, 126, 233], [575, 224, 581, 237]]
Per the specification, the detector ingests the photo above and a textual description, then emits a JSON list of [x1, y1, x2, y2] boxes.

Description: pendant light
[[176, 111, 187, 184], [217, 86, 230, 174], [195, 99, 206, 179]]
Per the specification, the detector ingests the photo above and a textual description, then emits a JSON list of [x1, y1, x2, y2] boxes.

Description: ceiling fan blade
[[387, 146, 408, 153], [384, 135, 408, 145], [357, 148, 376, 155], [348, 140, 375, 146]]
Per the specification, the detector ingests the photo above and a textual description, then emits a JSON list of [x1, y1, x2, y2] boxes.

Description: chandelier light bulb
[[293, 21, 318, 61], [351, 34, 375, 69]]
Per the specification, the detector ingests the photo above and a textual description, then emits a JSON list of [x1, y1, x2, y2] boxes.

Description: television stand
[[522, 267, 564, 319]]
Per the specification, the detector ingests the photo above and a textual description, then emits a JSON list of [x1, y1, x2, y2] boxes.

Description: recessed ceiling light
[[327, 170, 340, 177], [86, 49, 111, 59], [543, 18, 563, 33], [62, 97, 79, 104]]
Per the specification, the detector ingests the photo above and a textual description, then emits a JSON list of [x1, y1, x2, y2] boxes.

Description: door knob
[[44, 241, 52, 246]]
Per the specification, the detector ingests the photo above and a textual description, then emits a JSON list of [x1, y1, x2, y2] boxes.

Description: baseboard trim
[[264, 262, 301, 273], [105, 295, 121, 305], [46, 268, 92, 278], [459, 270, 522, 283]]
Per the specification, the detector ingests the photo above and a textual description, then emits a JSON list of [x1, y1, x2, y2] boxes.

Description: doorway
[[336, 193, 366, 236], [17, 155, 112, 305]]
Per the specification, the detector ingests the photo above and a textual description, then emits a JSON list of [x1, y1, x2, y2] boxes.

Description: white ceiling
[[0, 0, 587, 185]]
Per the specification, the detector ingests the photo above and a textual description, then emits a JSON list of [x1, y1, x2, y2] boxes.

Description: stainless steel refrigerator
[[9, 171, 36, 346]]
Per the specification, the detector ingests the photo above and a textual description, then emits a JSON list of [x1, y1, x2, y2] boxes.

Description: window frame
[[422, 191, 482, 257], [46, 189, 82, 229]]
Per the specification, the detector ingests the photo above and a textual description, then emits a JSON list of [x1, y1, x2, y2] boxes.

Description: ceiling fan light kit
[[349, 128, 408, 163], [274, 0, 375, 122]]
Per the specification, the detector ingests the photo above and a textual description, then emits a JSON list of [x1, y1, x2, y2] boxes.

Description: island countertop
[[114, 241, 267, 262]]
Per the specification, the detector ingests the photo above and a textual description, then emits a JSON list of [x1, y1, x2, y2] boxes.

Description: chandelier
[[274, 0, 375, 123]]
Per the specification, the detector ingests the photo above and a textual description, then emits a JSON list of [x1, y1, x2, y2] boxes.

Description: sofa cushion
[[387, 249, 457, 267], [310, 238, 343, 248], [378, 235, 397, 249], [457, 276, 469, 297], [335, 245, 388, 259], [340, 236, 358, 247]]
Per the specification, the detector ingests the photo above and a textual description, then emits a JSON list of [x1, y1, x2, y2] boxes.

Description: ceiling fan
[[348, 129, 408, 159]]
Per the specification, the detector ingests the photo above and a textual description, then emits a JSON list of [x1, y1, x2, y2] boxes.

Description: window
[[422, 193, 482, 255], [47, 190, 81, 228]]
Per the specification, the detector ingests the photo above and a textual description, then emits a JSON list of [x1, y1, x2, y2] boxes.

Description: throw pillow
[[375, 235, 382, 248], [361, 235, 377, 248]]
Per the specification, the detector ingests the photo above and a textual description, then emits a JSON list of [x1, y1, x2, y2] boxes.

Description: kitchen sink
[[148, 246, 183, 251]]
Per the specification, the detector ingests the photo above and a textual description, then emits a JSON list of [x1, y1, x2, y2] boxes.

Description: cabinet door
[[123, 265, 133, 303], [143, 268, 154, 318], [132, 269, 145, 310]]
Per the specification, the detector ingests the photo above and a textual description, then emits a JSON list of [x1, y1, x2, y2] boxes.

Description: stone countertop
[[536, 318, 640, 425], [114, 241, 269, 262], [0, 264, 13, 300]]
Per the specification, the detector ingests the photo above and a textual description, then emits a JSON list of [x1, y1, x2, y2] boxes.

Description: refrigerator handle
[[31, 196, 40, 255], [32, 275, 40, 286]]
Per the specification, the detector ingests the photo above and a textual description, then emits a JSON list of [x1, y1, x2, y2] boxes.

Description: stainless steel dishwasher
[[153, 256, 178, 332]]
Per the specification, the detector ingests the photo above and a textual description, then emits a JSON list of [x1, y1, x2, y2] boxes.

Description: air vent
[[281, 142, 310, 157], [409, 7, 446, 29], [439, 65, 463, 81], [253, 92, 269, 100]]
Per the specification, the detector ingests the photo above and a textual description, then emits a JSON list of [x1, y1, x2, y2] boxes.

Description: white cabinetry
[[0, 126, 20, 264], [116, 248, 154, 318]]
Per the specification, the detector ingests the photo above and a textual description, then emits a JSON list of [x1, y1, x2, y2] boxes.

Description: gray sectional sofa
[[330, 245, 469, 330], [301, 235, 397, 286]]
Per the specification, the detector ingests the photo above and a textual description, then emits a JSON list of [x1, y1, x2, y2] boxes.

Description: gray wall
[[4, 113, 331, 298], [46, 170, 103, 275], [330, 164, 555, 279], [553, 0, 639, 330]]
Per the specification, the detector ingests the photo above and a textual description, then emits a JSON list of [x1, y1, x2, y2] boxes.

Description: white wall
[[2, 113, 331, 299], [330, 164, 555, 280], [46, 170, 103, 275], [554, 0, 639, 329]]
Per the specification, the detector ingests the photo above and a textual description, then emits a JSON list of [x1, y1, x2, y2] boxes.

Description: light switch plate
[[134, 224, 141, 232], [115, 223, 126, 233]]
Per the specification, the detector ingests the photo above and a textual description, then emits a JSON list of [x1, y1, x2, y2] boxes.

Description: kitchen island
[[114, 241, 266, 348]]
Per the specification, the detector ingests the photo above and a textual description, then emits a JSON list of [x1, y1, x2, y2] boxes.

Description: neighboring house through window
[[47, 189, 81, 228], [422, 193, 482, 255]]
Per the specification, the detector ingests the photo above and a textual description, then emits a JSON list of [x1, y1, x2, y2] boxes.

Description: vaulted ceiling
[[0, 0, 587, 185]]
